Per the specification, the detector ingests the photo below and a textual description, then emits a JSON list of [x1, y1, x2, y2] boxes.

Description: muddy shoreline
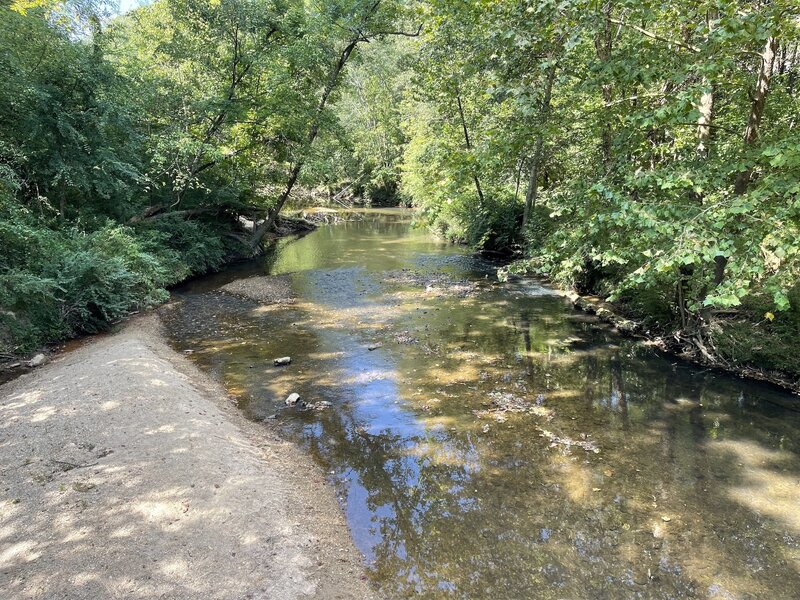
[[0, 314, 376, 600]]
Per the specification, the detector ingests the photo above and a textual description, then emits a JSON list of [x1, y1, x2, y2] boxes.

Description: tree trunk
[[684, 9, 716, 328], [249, 1, 391, 250], [696, 85, 714, 159], [522, 61, 557, 230], [172, 26, 270, 208], [595, 1, 615, 171], [250, 39, 362, 249], [456, 94, 485, 207], [715, 36, 779, 285], [734, 36, 779, 195], [58, 182, 66, 222], [786, 43, 798, 95], [249, 2, 389, 250]]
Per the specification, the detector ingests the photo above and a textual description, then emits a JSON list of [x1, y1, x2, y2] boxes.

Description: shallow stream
[[163, 209, 800, 599]]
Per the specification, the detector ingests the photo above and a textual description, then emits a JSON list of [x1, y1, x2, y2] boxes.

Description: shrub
[[0, 196, 231, 354]]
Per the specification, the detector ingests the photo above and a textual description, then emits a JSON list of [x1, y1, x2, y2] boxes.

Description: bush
[[0, 214, 170, 353], [363, 166, 401, 206], [0, 197, 232, 354], [136, 217, 229, 279], [713, 289, 800, 377], [463, 192, 522, 253], [415, 190, 522, 254]]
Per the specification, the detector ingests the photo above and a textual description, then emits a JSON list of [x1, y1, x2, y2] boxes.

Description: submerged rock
[[367, 343, 382, 351], [537, 427, 600, 454], [383, 270, 480, 298], [307, 401, 332, 411], [393, 331, 418, 345]]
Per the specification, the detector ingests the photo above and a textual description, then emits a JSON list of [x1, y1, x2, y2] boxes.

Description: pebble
[[274, 357, 292, 366]]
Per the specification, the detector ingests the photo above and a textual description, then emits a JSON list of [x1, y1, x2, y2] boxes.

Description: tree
[[402, 0, 800, 363], [249, 0, 412, 249]]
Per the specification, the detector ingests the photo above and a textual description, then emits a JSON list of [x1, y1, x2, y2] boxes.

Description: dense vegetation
[[2, 0, 800, 381], [0, 0, 410, 353], [395, 0, 800, 377]]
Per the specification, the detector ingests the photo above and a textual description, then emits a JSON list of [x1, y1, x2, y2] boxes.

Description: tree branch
[[608, 17, 700, 53], [373, 24, 423, 38], [672, 122, 740, 136]]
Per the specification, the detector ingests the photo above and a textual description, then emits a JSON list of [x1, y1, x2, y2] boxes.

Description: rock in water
[[29, 354, 47, 368], [285, 393, 301, 406], [308, 401, 332, 411], [367, 343, 382, 351], [274, 356, 291, 366]]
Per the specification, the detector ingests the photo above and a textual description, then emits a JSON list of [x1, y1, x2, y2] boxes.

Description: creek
[[163, 209, 800, 599]]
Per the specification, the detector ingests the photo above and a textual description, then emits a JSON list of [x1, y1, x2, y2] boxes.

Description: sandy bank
[[0, 315, 376, 600]]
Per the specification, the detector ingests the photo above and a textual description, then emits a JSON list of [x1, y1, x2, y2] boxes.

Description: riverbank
[[0, 214, 317, 383], [0, 314, 375, 600], [556, 286, 800, 395]]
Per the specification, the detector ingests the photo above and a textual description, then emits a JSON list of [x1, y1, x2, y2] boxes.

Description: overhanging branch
[[373, 23, 423, 38]]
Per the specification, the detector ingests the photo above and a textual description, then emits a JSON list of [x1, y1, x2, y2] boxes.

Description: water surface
[[163, 210, 800, 599]]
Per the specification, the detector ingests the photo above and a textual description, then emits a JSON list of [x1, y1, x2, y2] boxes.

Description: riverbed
[[162, 209, 800, 599]]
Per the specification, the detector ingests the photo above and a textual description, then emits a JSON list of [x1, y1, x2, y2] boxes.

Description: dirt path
[[0, 315, 377, 600]]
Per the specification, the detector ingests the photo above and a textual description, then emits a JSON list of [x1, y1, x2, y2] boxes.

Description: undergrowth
[[0, 197, 236, 355]]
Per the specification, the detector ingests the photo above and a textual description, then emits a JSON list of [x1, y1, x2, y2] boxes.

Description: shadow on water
[[163, 209, 800, 599]]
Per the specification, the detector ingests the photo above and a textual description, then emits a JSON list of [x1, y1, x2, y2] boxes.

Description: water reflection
[[164, 210, 800, 599]]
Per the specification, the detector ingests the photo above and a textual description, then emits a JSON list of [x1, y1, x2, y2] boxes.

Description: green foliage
[[0, 4, 143, 220], [706, 286, 800, 378], [0, 0, 409, 353], [0, 197, 163, 352], [136, 217, 229, 277], [401, 0, 800, 371], [0, 190, 235, 354], [5, 0, 800, 380], [340, 37, 411, 205]]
